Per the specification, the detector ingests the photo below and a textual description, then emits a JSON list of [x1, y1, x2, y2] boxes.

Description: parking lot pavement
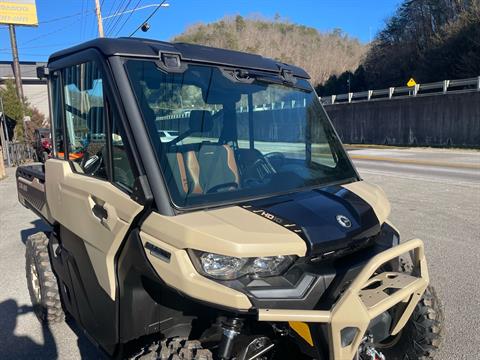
[[0, 147, 479, 359], [0, 168, 102, 360]]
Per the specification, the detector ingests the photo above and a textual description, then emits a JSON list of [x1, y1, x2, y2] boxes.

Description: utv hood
[[141, 180, 390, 259], [242, 182, 389, 256]]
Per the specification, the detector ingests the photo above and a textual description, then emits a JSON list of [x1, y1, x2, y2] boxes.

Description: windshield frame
[[122, 57, 360, 211]]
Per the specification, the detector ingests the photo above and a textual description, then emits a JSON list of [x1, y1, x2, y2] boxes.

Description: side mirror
[[36, 66, 50, 80]]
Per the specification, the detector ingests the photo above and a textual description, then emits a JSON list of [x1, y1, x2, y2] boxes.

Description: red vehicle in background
[[33, 128, 52, 163]]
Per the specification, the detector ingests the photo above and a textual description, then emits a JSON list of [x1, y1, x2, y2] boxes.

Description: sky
[[0, 0, 401, 62]]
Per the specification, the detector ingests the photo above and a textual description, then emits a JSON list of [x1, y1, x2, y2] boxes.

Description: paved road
[[352, 148, 480, 359], [0, 147, 479, 359]]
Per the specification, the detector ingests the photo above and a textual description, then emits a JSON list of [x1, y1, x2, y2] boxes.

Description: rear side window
[[50, 72, 64, 157], [62, 61, 108, 180]]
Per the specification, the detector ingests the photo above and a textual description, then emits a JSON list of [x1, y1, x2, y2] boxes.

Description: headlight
[[200, 253, 247, 279], [252, 256, 292, 276], [189, 250, 296, 280]]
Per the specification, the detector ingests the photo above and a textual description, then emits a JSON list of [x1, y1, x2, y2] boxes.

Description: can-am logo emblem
[[336, 215, 352, 228]]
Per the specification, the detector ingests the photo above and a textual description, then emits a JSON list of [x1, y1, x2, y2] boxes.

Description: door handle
[[92, 203, 108, 221], [90, 196, 115, 231]]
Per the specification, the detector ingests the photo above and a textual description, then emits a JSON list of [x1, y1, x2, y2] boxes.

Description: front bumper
[[258, 239, 429, 360]]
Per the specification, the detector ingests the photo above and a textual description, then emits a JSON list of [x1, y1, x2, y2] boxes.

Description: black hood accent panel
[[243, 185, 381, 256], [241, 204, 308, 241]]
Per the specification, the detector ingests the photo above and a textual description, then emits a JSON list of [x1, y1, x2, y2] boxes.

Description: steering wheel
[[248, 158, 275, 181], [80, 151, 90, 169], [206, 182, 239, 194], [81, 152, 103, 175], [264, 152, 286, 169]]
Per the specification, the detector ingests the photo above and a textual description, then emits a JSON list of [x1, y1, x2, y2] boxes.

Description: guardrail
[[321, 76, 480, 105]]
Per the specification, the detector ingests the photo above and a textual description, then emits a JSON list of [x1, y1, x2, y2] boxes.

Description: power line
[[0, 24, 79, 52], [129, 0, 168, 37], [87, 2, 95, 39], [113, 0, 142, 37], [38, 9, 94, 24], [105, 0, 119, 23], [80, 0, 86, 40], [105, 0, 129, 36], [0, 43, 76, 51], [109, 0, 133, 36], [21, 21, 79, 46], [0, 52, 50, 56], [104, 0, 121, 35]]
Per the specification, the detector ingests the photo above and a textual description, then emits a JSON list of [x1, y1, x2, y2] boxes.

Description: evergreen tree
[[0, 80, 24, 141]]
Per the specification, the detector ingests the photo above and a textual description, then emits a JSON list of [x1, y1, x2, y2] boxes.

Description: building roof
[[0, 61, 47, 84], [49, 37, 310, 79]]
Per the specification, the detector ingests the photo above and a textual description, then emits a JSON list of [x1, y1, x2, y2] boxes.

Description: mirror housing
[[36, 66, 50, 80]]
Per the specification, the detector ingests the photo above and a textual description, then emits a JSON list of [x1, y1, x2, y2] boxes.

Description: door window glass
[[62, 62, 108, 179], [111, 110, 135, 190]]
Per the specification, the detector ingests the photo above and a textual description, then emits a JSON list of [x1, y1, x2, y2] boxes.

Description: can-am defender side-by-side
[[16, 38, 443, 360]]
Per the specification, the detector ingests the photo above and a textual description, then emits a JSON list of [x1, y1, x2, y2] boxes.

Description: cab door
[[45, 58, 143, 352]]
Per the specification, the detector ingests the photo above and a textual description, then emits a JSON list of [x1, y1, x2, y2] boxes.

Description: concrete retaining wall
[[325, 91, 480, 147]]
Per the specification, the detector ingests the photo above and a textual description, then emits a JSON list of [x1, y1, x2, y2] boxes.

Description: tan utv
[[16, 38, 443, 360]]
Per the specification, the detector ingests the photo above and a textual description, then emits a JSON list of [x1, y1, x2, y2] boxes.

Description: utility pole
[[94, 0, 105, 37], [0, 96, 12, 168], [8, 25, 24, 102]]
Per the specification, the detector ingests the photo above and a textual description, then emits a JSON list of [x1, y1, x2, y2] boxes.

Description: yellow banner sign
[[0, 0, 38, 26]]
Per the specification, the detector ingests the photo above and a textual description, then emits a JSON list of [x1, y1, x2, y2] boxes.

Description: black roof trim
[[48, 37, 310, 79]]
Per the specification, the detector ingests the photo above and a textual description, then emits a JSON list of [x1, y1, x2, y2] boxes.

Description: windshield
[[125, 60, 357, 208]]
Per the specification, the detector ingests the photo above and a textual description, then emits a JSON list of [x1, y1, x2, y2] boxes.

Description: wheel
[[375, 285, 443, 359], [42, 151, 49, 163], [132, 337, 213, 360], [25, 232, 65, 324]]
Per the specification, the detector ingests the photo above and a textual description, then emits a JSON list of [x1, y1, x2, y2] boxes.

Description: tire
[[25, 232, 65, 324], [376, 285, 443, 359], [132, 338, 213, 360]]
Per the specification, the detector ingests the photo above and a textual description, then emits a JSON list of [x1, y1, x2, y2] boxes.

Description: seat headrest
[[189, 110, 213, 133]]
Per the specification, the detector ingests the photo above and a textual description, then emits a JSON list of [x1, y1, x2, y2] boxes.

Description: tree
[[173, 16, 367, 87], [363, 0, 480, 88], [0, 79, 49, 144], [0, 79, 24, 141], [316, 0, 480, 94], [24, 107, 47, 145]]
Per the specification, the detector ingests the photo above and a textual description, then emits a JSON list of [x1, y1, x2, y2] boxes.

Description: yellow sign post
[[0, 0, 38, 26], [407, 78, 417, 87]]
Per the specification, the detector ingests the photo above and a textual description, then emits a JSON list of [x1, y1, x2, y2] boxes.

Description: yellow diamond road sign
[[0, 0, 38, 26], [407, 78, 417, 87]]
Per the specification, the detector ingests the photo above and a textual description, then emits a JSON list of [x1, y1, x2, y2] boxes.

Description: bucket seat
[[166, 110, 240, 197]]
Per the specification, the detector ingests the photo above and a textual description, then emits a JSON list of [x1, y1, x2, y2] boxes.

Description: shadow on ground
[[0, 299, 104, 359], [11, 219, 105, 359], [20, 219, 51, 245], [0, 299, 58, 359]]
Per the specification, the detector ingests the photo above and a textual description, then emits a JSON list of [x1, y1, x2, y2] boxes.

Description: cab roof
[[48, 37, 310, 79]]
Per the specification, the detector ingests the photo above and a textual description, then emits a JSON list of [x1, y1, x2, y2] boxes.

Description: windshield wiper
[[252, 74, 312, 92], [223, 68, 313, 92]]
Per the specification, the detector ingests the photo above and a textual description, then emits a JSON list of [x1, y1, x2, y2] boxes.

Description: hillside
[[173, 15, 367, 86], [317, 0, 480, 95]]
